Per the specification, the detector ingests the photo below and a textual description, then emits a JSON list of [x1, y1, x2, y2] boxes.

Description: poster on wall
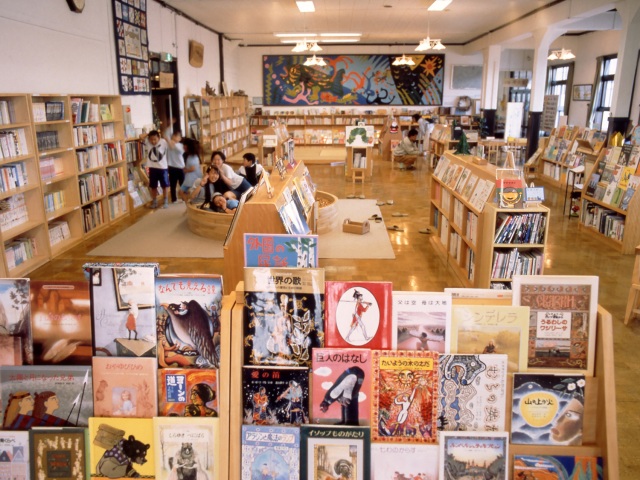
[[263, 54, 445, 106], [112, 0, 150, 95]]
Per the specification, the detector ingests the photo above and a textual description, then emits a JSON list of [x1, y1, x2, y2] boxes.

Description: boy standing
[[141, 130, 170, 208], [165, 130, 185, 203]]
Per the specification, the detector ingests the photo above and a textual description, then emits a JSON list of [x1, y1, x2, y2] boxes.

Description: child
[[211, 192, 239, 214], [140, 130, 170, 209], [237, 152, 264, 186], [210, 151, 252, 198], [165, 129, 185, 203], [180, 138, 203, 202], [190, 166, 230, 206]]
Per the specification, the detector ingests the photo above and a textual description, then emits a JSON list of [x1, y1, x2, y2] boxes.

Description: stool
[[624, 245, 640, 325], [352, 168, 366, 183], [563, 165, 585, 217]]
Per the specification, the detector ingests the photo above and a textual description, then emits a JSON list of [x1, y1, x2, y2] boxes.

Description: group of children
[[141, 129, 263, 214]]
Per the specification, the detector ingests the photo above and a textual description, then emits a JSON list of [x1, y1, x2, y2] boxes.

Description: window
[[546, 63, 574, 118], [592, 55, 617, 131], [508, 70, 532, 136]]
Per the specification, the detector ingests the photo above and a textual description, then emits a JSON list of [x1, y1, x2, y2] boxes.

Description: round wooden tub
[[186, 202, 233, 241], [316, 191, 339, 235]]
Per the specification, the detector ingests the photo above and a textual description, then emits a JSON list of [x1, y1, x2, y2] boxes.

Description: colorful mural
[[263, 54, 445, 106]]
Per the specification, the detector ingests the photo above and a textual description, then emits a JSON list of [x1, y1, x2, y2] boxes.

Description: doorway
[[150, 53, 180, 136]]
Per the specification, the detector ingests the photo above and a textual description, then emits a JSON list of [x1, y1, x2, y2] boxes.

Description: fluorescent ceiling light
[[319, 38, 360, 43], [274, 33, 317, 37], [428, 0, 452, 11], [281, 39, 319, 44], [319, 33, 362, 37], [296, 1, 315, 13]]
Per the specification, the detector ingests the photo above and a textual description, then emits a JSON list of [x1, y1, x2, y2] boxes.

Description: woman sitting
[[211, 150, 252, 198]]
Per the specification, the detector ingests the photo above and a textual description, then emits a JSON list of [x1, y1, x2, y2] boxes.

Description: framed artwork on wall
[[572, 84, 592, 101], [451, 65, 483, 90]]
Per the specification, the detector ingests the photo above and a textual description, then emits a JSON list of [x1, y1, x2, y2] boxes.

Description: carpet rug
[[88, 199, 395, 259]]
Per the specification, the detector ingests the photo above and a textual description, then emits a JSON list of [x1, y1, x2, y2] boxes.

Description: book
[[0, 430, 29, 478], [511, 373, 585, 446], [0, 335, 22, 365], [391, 291, 452, 353], [30, 280, 92, 365], [29, 427, 87, 480], [0, 365, 92, 429], [158, 368, 219, 417], [371, 350, 439, 443], [155, 274, 223, 369], [242, 366, 309, 426], [89, 417, 155, 479], [243, 267, 324, 367], [450, 304, 530, 372], [243, 233, 319, 268], [438, 354, 508, 432], [300, 425, 370, 480], [371, 443, 439, 480], [153, 417, 218, 480], [241, 425, 300, 480], [512, 275, 599, 375], [461, 173, 479, 200], [0, 278, 32, 365], [438, 431, 509, 480], [496, 175, 525, 208], [92, 357, 157, 418], [87, 263, 158, 358], [311, 347, 371, 426], [325, 281, 393, 350], [514, 455, 603, 479], [99, 104, 113, 121]]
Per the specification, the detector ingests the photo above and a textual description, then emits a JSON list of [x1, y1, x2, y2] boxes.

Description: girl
[[179, 138, 203, 202], [210, 150, 252, 198], [191, 165, 231, 207]]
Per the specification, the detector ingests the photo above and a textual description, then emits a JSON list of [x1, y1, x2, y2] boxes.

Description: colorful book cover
[[30, 280, 92, 365], [0, 278, 32, 365], [156, 274, 223, 369], [87, 263, 158, 358], [241, 425, 300, 480], [450, 304, 529, 372], [300, 425, 370, 480], [391, 291, 451, 353], [244, 267, 324, 367], [371, 443, 438, 480], [496, 176, 525, 208], [325, 281, 393, 350], [242, 367, 309, 426], [29, 427, 87, 480], [514, 455, 603, 479], [512, 275, 599, 375], [92, 357, 157, 418], [511, 373, 585, 446], [158, 368, 218, 417], [153, 417, 218, 480], [244, 233, 319, 268], [0, 430, 29, 479], [0, 335, 22, 366], [311, 348, 371, 426], [371, 350, 439, 443], [439, 431, 509, 480], [438, 354, 508, 432], [89, 417, 155, 479], [0, 365, 92, 429], [461, 173, 479, 200]]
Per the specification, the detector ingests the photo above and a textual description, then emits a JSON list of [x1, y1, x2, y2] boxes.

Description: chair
[[625, 245, 640, 325], [563, 165, 585, 217]]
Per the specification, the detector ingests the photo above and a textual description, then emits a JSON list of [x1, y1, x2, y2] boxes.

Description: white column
[[610, 0, 640, 117], [481, 45, 502, 110], [529, 27, 561, 112]]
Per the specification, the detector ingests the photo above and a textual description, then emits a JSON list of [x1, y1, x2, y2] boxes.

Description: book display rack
[[258, 123, 294, 169]]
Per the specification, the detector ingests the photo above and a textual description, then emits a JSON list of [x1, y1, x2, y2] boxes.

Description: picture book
[[29, 427, 87, 480], [511, 373, 585, 446], [371, 350, 439, 443], [30, 280, 92, 365], [244, 267, 324, 367], [439, 431, 509, 480], [300, 425, 370, 480], [514, 455, 603, 479], [391, 291, 451, 353], [496, 174, 525, 209], [158, 368, 219, 417], [461, 173, 479, 200], [92, 357, 157, 418], [450, 304, 529, 372], [244, 233, 319, 268], [0, 365, 92, 429], [87, 263, 158, 358], [311, 348, 371, 426], [438, 354, 508, 432], [0, 430, 29, 479], [241, 425, 300, 480], [242, 366, 309, 426], [89, 417, 155, 479], [371, 443, 438, 480], [153, 417, 218, 480], [325, 281, 393, 350], [0, 278, 32, 365], [156, 274, 223, 369], [0, 335, 22, 366], [512, 275, 599, 375]]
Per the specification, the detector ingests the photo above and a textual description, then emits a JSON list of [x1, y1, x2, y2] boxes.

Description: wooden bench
[[186, 201, 234, 241]]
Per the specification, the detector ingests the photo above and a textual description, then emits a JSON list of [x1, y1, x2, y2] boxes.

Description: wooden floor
[[30, 150, 638, 478]]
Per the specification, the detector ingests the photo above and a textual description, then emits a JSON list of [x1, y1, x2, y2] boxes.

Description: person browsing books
[[237, 152, 264, 186], [393, 128, 420, 170], [210, 150, 252, 198], [140, 130, 170, 209], [165, 129, 185, 203]]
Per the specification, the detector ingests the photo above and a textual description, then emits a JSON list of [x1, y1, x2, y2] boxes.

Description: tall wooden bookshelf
[[124, 138, 151, 210], [184, 95, 202, 141], [209, 96, 250, 158]]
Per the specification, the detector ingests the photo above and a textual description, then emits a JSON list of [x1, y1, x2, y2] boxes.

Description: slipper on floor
[[419, 228, 433, 234], [375, 217, 382, 223], [369, 214, 381, 220], [387, 225, 404, 232], [387, 200, 394, 205], [346, 194, 356, 199], [376, 201, 386, 206], [392, 213, 408, 217], [358, 195, 366, 199]]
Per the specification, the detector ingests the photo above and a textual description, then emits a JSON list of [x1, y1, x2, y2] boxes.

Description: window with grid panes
[[593, 55, 617, 131], [546, 63, 573, 118]]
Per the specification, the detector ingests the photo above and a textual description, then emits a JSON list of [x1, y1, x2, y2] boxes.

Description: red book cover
[[157, 368, 218, 417], [324, 281, 393, 350]]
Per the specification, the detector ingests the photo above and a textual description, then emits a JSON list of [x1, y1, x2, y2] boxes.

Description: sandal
[[387, 200, 394, 205], [346, 194, 356, 199], [369, 214, 381, 220], [392, 213, 408, 217], [376, 201, 386, 206], [358, 195, 366, 199], [419, 228, 433, 234], [387, 225, 404, 232]]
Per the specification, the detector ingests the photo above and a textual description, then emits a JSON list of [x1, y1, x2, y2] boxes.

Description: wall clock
[[66, 0, 85, 13]]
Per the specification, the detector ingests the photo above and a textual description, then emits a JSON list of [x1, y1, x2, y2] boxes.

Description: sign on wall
[[112, 0, 150, 95], [263, 54, 445, 106]]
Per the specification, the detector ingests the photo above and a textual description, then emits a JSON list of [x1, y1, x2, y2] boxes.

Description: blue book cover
[[241, 425, 300, 480], [514, 455, 603, 479], [244, 233, 318, 268]]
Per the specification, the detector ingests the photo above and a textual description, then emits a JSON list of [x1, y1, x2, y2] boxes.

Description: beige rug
[[88, 199, 395, 259]]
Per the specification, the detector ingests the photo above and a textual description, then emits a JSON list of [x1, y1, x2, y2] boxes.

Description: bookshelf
[[345, 146, 373, 180], [184, 95, 202, 141], [258, 124, 293, 169], [200, 96, 211, 157], [124, 138, 151, 210], [208, 95, 250, 159]]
